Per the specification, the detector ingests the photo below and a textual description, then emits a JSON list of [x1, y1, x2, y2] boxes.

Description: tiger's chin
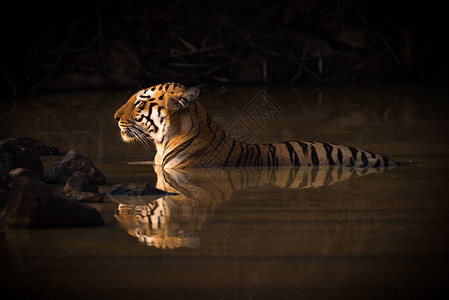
[[120, 131, 136, 143]]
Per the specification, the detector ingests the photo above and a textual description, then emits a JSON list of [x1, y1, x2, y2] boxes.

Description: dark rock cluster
[[45, 150, 105, 203], [0, 137, 105, 228], [108, 183, 171, 197], [107, 183, 176, 205], [3, 176, 103, 228], [0, 137, 52, 185], [45, 150, 105, 185]]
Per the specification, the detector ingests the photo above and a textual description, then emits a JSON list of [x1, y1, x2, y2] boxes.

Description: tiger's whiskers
[[130, 125, 153, 149]]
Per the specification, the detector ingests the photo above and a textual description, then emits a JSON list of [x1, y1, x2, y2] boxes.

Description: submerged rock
[[0, 142, 14, 187], [9, 167, 40, 180], [107, 183, 173, 196], [2, 175, 104, 228], [45, 150, 105, 185], [107, 183, 177, 205], [66, 191, 103, 202], [12, 149, 43, 179], [0, 188, 9, 209], [64, 171, 99, 194], [0, 137, 59, 186], [64, 171, 103, 203]]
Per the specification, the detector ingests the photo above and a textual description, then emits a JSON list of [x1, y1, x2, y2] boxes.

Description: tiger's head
[[114, 82, 200, 145]]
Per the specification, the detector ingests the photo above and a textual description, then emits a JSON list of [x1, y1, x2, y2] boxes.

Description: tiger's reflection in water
[[112, 166, 388, 249]]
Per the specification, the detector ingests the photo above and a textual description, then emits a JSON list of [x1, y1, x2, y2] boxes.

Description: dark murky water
[[1, 84, 449, 299]]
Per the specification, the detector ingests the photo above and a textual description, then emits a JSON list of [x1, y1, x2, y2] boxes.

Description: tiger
[[114, 82, 397, 169], [111, 165, 388, 249]]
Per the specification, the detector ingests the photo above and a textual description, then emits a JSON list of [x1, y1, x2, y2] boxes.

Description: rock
[[0, 188, 9, 210], [107, 183, 173, 196], [66, 191, 103, 202], [2, 136, 60, 156], [107, 183, 177, 205], [12, 149, 44, 179], [9, 168, 40, 180], [45, 150, 106, 185], [2, 175, 104, 228], [64, 171, 99, 194], [0, 142, 14, 187], [1, 137, 59, 186]]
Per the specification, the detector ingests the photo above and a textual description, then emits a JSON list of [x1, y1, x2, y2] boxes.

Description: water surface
[[1, 84, 448, 299]]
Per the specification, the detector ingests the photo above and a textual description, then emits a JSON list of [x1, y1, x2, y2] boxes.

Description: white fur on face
[[136, 89, 155, 102], [147, 105, 166, 144]]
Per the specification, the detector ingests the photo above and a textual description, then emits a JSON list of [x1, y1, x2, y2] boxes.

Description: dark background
[[1, 0, 446, 98]]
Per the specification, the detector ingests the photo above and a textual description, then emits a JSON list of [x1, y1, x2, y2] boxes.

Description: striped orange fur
[[114, 83, 397, 169]]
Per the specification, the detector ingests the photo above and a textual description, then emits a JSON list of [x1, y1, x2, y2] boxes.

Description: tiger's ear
[[168, 86, 201, 111]]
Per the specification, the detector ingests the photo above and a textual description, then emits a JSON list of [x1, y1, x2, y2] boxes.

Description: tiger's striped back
[[114, 82, 397, 169], [212, 140, 394, 168]]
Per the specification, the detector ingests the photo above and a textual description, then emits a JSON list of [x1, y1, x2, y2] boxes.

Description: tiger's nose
[[114, 112, 120, 122]]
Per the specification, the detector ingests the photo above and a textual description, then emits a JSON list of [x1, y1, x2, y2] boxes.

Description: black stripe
[[337, 148, 343, 165], [361, 152, 369, 167], [381, 155, 389, 167], [214, 131, 227, 150], [310, 145, 319, 166], [269, 144, 278, 167], [337, 166, 343, 180], [282, 142, 300, 166], [299, 173, 308, 188], [222, 139, 236, 167], [266, 150, 271, 167], [206, 113, 213, 131], [366, 150, 377, 158], [135, 114, 143, 122], [373, 159, 381, 168], [283, 142, 293, 164], [311, 167, 318, 183], [193, 127, 218, 158], [248, 147, 255, 166], [323, 143, 335, 165], [193, 100, 198, 115], [150, 118, 159, 133], [163, 129, 201, 165], [226, 170, 236, 192], [254, 144, 261, 167], [234, 141, 245, 167], [324, 168, 333, 186], [285, 168, 295, 188], [297, 141, 309, 155], [349, 147, 358, 161], [348, 158, 355, 167], [241, 142, 250, 167], [188, 116, 195, 133], [143, 103, 157, 117]]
